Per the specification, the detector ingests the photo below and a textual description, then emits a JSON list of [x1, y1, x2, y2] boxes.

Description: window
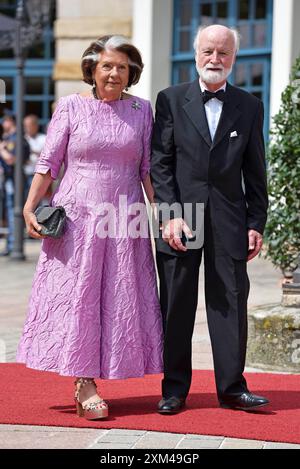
[[0, 1, 56, 130]]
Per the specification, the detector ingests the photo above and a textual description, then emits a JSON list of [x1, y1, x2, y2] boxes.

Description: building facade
[[1, 0, 300, 134], [132, 0, 300, 137], [0, 0, 56, 128]]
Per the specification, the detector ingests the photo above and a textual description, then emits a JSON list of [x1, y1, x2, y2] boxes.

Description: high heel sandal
[[74, 377, 108, 420]]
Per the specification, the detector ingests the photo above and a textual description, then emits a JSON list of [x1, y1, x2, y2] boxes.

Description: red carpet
[[0, 364, 300, 444]]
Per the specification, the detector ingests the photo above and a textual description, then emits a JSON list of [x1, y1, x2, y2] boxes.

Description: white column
[[132, 0, 173, 106], [270, 0, 298, 120], [132, 0, 153, 101], [291, 0, 300, 64]]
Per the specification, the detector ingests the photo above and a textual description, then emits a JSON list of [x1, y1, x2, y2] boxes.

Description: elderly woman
[[17, 35, 163, 420]]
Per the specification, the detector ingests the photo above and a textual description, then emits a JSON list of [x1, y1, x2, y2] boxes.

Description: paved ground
[[0, 238, 299, 449]]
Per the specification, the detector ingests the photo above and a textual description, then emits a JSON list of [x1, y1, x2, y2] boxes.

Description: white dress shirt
[[199, 80, 227, 141], [24, 133, 46, 176]]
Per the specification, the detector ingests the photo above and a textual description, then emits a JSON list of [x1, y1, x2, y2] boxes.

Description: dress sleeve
[[34, 96, 70, 180], [139, 100, 154, 182]]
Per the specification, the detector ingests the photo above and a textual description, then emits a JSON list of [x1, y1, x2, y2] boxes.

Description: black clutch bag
[[34, 205, 66, 238]]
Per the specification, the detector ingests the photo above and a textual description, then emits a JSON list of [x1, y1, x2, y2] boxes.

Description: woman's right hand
[[23, 210, 47, 240]]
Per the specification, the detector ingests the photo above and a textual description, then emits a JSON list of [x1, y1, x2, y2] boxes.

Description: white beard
[[197, 65, 233, 84]]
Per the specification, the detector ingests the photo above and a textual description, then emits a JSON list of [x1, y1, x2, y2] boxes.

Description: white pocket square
[[230, 131, 238, 138]]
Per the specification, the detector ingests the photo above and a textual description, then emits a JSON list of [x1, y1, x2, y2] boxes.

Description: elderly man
[[151, 25, 269, 413]]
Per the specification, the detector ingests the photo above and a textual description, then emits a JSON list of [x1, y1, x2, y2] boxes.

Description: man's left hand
[[247, 229, 263, 262]]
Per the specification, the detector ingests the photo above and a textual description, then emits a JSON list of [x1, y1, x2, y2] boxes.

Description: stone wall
[[247, 305, 300, 372], [54, 0, 133, 98]]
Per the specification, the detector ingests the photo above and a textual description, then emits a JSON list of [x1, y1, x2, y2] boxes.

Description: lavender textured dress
[[16, 94, 164, 378]]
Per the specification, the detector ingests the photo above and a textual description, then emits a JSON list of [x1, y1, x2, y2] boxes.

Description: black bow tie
[[202, 89, 226, 103]]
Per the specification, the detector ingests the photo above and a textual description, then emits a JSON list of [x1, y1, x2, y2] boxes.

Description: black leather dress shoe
[[158, 396, 186, 414], [220, 392, 269, 411]]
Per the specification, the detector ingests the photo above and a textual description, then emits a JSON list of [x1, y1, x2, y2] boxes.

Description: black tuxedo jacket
[[150, 79, 268, 259]]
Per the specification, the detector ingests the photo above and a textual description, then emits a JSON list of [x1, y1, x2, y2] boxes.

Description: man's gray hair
[[193, 25, 240, 53]]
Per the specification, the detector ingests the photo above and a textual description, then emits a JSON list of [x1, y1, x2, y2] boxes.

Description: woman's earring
[[125, 87, 129, 92], [92, 79, 98, 99]]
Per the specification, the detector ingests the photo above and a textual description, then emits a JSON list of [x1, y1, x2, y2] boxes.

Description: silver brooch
[[132, 100, 142, 110]]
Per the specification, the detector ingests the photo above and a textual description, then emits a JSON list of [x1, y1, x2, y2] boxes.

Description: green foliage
[[264, 57, 300, 273]]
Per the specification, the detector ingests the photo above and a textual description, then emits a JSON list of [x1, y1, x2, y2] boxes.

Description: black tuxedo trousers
[[156, 201, 249, 400]]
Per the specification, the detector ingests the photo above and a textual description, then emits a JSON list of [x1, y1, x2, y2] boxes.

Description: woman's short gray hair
[[193, 25, 240, 53], [81, 35, 144, 87]]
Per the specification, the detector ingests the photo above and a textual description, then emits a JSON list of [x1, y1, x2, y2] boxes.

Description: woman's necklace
[[92, 86, 123, 101]]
